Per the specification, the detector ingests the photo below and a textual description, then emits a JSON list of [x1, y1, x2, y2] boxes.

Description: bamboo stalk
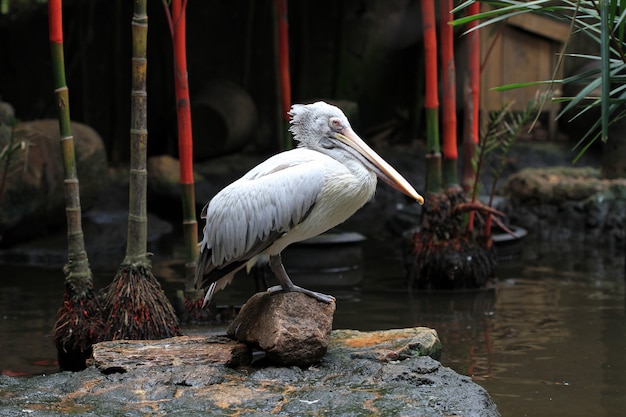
[[462, 2, 480, 231], [421, 0, 442, 193], [48, 0, 103, 371], [126, 1, 149, 263], [462, 1, 480, 194], [102, 0, 180, 340], [275, 0, 292, 150], [440, 0, 458, 188], [167, 0, 199, 294]]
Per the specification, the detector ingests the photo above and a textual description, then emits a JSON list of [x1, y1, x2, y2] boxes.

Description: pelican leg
[[266, 254, 335, 303]]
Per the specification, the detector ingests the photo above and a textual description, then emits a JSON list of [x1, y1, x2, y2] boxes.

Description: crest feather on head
[[288, 101, 349, 144]]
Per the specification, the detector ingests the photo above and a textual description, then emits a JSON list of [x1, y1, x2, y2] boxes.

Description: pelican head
[[289, 101, 424, 204]]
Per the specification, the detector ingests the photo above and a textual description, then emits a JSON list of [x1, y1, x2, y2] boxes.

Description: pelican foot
[[267, 285, 335, 304]]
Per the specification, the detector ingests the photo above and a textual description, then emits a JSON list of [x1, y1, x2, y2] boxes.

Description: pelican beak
[[335, 128, 425, 205]]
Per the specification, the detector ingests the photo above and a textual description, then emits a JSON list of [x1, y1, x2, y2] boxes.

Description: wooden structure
[[479, 12, 570, 138]]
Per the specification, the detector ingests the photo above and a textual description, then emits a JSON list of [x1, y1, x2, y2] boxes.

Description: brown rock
[[0, 119, 107, 243], [89, 335, 251, 373], [147, 155, 205, 195], [502, 166, 611, 204], [2, 327, 501, 417], [227, 291, 336, 366], [330, 327, 442, 361]]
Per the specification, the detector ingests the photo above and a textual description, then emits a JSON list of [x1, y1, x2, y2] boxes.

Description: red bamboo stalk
[[462, 1, 480, 194], [275, 0, 292, 150], [440, 0, 458, 187], [276, 0, 291, 119], [468, 2, 480, 148], [49, 0, 63, 44], [422, 0, 438, 110], [421, 0, 442, 193], [170, 0, 199, 292], [172, 0, 193, 186]]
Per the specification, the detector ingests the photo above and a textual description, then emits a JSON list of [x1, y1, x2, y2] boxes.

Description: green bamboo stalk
[[49, 0, 102, 371], [181, 182, 198, 292], [102, 0, 180, 340], [424, 108, 442, 192], [51, 24, 92, 297], [126, 3, 149, 264]]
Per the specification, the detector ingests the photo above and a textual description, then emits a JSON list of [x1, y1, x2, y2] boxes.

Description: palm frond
[[452, 0, 626, 157]]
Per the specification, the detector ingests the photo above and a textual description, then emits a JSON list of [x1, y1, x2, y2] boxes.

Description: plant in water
[[468, 92, 549, 241], [48, 0, 104, 371], [409, 2, 497, 290], [407, 95, 541, 290], [101, 0, 180, 340]]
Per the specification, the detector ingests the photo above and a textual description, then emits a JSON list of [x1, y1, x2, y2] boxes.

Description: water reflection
[[0, 236, 625, 416]]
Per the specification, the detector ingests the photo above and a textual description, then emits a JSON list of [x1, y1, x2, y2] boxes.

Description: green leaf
[[490, 80, 559, 92], [601, 0, 611, 143]]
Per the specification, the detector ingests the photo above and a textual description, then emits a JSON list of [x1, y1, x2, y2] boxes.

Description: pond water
[[1, 233, 625, 417]]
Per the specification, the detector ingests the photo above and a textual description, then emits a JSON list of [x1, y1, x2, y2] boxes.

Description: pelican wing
[[195, 149, 328, 291]]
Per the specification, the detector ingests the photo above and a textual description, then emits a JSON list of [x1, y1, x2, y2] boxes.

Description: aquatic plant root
[[53, 283, 104, 371], [102, 264, 181, 340], [408, 188, 496, 290]]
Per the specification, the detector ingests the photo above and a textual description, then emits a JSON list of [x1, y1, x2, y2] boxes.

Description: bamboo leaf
[[453, 0, 626, 159], [490, 80, 558, 92], [601, 1, 611, 142]]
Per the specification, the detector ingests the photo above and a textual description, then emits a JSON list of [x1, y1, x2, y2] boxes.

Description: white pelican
[[195, 101, 424, 306]]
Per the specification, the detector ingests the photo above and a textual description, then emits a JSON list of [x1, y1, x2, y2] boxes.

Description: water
[[1, 235, 625, 417]]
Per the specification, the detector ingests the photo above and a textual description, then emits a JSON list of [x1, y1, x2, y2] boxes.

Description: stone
[[502, 166, 607, 205], [147, 155, 206, 196], [227, 291, 335, 366], [0, 119, 107, 244], [330, 327, 442, 361], [90, 335, 252, 372], [501, 166, 626, 245], [0, 328, 500, 417], [145, 154, 214, 220]]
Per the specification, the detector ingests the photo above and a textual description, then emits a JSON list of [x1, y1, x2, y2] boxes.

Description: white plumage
[[195, 101, 423, 305]]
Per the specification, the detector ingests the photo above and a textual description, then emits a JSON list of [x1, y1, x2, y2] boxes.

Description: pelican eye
[[329, 117, 343, 131]]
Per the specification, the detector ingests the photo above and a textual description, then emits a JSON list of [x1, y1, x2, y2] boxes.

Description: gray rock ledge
[[0, 328, 499, 417]]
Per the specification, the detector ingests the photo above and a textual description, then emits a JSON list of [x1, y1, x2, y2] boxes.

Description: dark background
[[0, 0, 454, 165]]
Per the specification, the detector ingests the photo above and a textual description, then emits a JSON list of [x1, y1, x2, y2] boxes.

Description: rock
[[90, 335, 252, 372], [146, 154, 214, 219], [330, 327, 442, 361], [502, 166, 607, 205], [0, 119, 107, 244], [147, 155, 206, 196], [227, 291, 335, 366], [0, 328, 500, 417], [191, 79, 258, 160], [501, 166, 626, 245]]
